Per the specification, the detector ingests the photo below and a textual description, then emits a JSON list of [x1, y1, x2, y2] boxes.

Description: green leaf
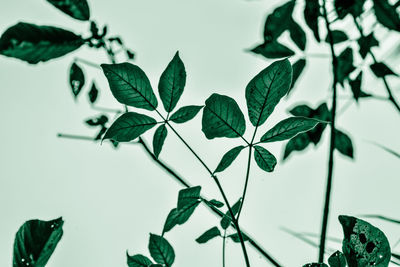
[[373, 0, 400, 31], [289, 19, 306, 51], [148, 234, 175, 267], [228, 232, 250, 243], [370, 62, 398, 77], [263, 1, 295, 41], [47, 0, 90, 21], [303, 0, 321, 42], [162, 202, 200, 233], [289, 58, 306, 93], [357, 33, 379, 58], [349, 72, 363, 101], [0, 22, 84, 64], [127, 253, 153, 267], [13, 217, 64, 267], [86, 114, 108, 127], [169, 105, 203, 124], [202, 94, 246, 139], [245, 59, 292, 127], [196, 227, 221, 244], [101, 63, 158, 110], [88, 82, 99, 104], [177, 186, 201, 209], [328, 250, 347, 267], [69, 62, 85, 98], [250, 41, 295, 59], [334, 0, 365, 19], [335, 130, 354, 158], [339, 215, 391, 267], [260, 117, 321, 143], [158, 51, 186, 112], [254, 146, 277, 172], [325, 30, 348, 44], [214, 146, 245, 173], [153, 124, 168, 158], [208, 199, 224, 208], [337, 47, 355, 86], [302, 264, 328, 267], [289, 104, 313, 117], [283, 132, 311, 160], [103, 112, 157, 142], [220, 198, 242, 229]]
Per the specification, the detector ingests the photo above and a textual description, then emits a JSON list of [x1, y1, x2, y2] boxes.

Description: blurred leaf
[[0, 22, 84, 64], [148, 234, 175, 266], [214, 146, 245, 173], [357, 33, 379, 58], [69, 62, 85, 98], [169, 105, 203, 124], [95, 126, 107, 140], [177, 186, 201, 210], [126, 50, 135, 60], [370, 142, 400, 159], [335, 129, 354, 158], [304, 0, 321, 42], [208, 199, 224, 208], [88, 82, 99, 103], [158, 51, 186, 112], [302, 264, 328, 267], [13, 217, 63, 267], [328, 250, 347, 267], [220, 198, 242, 229], [101, 63, 158, 110], [250, 41, 295, 59], [289, 19, 306, 51], [86, 114, 108, 126], [263, 1, 295, 41], [246, 59, 292, 127], [47, 0, 90, 21], [289, 58, 306, 93], [196, 227, 221, 244], [349, 72, 363, 101], [337, 47, 355, 86], [373, 0, 400, 31], [370, 62, 398, 77], [283, 132, 311, 160], [289, 104, 313, 117], [254, 145, 277, 172], [339, 215, 391, 267], [228, 232, 250, 243], [202, 94, 246, 139], [103, 112, 157, 142], [127, 253, 153, 267], [334, 0, 365, 19], [153, 124, 168, 158], [325, 30, 348, 44]]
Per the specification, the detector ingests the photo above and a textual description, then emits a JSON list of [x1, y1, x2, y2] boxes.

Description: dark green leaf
[[220, 198, 242, 229], [158, 51, 186, 112], [153, 124, 168, 158], [126, 50, 135, 60], [302, 264, 328, 267], [349, 72, 362, 101], [208, 199, 224, 208], [304, 0, 321, 42], [150, 265, 162, 267], [162, 202, 200, 233], [85, 114, 108, 127], [263, 1, 295, 41], [103, 112, 157, 142], [335, 129, 354, 158], [283, 132, 311, 160], [289, 58, 306, 93], [373, 0, 400, 31], [328, 250, 347, 267], [88, 82, 99, 103], [127, 253, 153, 267], [202, 94, 246, 139], [250, 41, 295, 59], [289, 19, 306, 51], [339, 215, 391, 267], [169, 105, 203, 124], [260, 117, 321, 143], [148, 234, 175, 266], [254, 145, 277, 172], [95, 126, 107, 140], [325, 30, 348, 44], [47, 0, 90, 21], [69, 62, 85, 98], [228, 232, 250, 243], [177, 186, 201, 209], [101, 63, 158, 110], [289, 104, 313, 117], [357, 33, 379, 58], [337, 47, 355, 86], [334, 0, 365, 19], [214, 146, 245, 173], [245, 59, 292, 127], [13, 217, 63, 267], [196, 227, 221, 244], [370, 62, 398, 77], [0, 22, 84, 64]]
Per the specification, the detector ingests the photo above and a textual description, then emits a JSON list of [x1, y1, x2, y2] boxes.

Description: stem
[[74, 57, 101, 69], [222, 230, 227, 267], [319, 1, 339, 263], [237, 146, 252, 220]]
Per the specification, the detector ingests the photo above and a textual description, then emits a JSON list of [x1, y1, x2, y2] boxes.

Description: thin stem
[[74, 57, 101, 69], [319, 1, 339, 263], [91, 105, 123, 114], [57, 133, 97, 141], [222, 230, 227, 267], [237, 146, 252, 221]]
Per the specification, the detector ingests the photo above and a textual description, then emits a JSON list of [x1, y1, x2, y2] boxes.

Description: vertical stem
[[237, 146, 253, 220], [222, 230, 227, 267], [319, 1, 338, 263]]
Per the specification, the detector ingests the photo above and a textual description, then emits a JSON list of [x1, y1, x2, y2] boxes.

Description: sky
[[0, 0, 399, 266]]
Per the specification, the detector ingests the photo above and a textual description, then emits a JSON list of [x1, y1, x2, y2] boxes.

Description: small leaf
[[254, 146, 277, 172], [46, 0, 90, 21], [103, 112, 157, 142], [196, 227, 221, 244], [245, 59, 292, 127], [88, 82, 99, 103], [214, 146, 245, 173], [127, 253, 153, 267], [263, 1, 295, 41], [69, 62, 85, 98], [260, 117, 321, 143], [228, 232, 250, 243], [250, 41, 295, 59], [220, 198, 242, 229], [357, 33, 379, 58], [0, 22, 84, 64], [289, 19, 307, 51], [289, 58, 306, 93], [126, 50, 135, 60], [325, 30, 348, 44], [158, 51, 186, 112], [349, 72, 362, 101], [304, 0, 321, 42], [337, 47, 355, 86], [335, 130, 354, 158], [148, 234, 175, 266], [328, 250, 347, 267], [101, 63, 158, 110], [13, 217, 64, 267], [202, 94, 246, 139], [283, 132, 311, 160], [153, 124, 168, 158], [163, 203, 200, 233], [373, 0, 400, 31], [289, 104, 313, 117], [339, 215, 391, 267], [370, 62, 398, 77], [208, 199, 224, 208], [177, 186, 201, 210], [85, 114, 108, 126], [169, 105, 203, 124]]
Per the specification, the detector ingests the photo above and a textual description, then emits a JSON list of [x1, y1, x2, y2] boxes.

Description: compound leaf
[[373, 0, 400, 31], [214, 146, 245, 173], [196, 227, 221, 244], [250, 41, 295, 59], [170, 105, 203, 124], [254, 145, 277, 172], [69, 62, 85, 98], [153, 124, 168, 158], [46, 0, 90, 21], [127, 253, 153, 267], [148, 234, 175, 266], [335, 129, 354, 158]]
